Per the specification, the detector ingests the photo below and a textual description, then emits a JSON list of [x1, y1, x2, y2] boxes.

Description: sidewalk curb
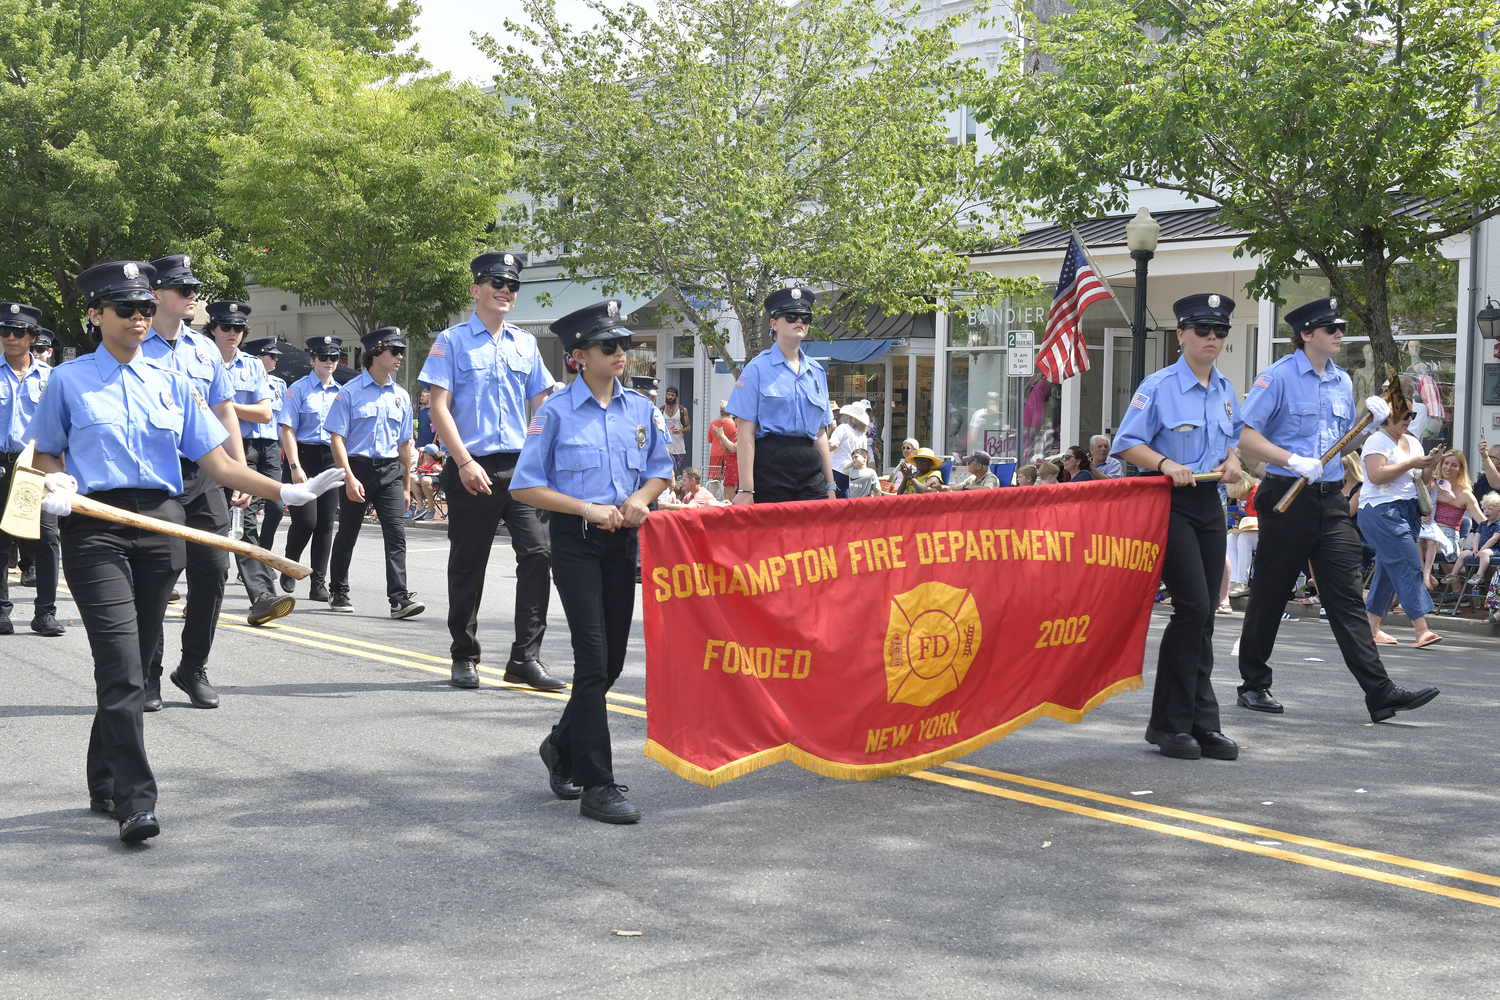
[[1197, 595, 1500, 638]]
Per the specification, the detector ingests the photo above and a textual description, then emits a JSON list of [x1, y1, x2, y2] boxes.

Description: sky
[[403, 0, 637, 83]]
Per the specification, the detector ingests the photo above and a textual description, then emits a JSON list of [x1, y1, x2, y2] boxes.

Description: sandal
[[1488, 612, 1500, 626], [1217, 602, 1234, 615], [1413, 631, 1444, 649], [1373, 631, 1400, 645]]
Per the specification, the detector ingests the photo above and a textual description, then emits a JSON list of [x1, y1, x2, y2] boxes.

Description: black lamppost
[[1125, 207, 1161, 393], [1478, 297, 1500, 340]]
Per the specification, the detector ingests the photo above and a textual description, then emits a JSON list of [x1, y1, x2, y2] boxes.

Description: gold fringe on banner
[[644, 674, 1144, 788]]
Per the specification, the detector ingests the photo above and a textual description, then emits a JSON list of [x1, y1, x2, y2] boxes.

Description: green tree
[[485, 0, 1034, 371], [216, 49, 513, 340], [974, 0, 1500, 373]]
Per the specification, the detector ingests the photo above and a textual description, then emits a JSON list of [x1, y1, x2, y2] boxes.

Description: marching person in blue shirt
[[246, 337, 291, 553], [419, 252, 562, 692], [139, 255, 243, 711], [205, 300, 289, 626], [0, 301, 64, 637], [512, 299, 673, 824], [1235, 296, 1439, 722], [27, 260, 344, 842], [1114, 294, 1245, 761], [326, 327, 423, 619], [278, 336, 345, 605], [727, 287, 837, 505]]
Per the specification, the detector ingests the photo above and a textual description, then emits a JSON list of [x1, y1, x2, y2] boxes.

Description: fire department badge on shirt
[[637, 424, 647, 448]]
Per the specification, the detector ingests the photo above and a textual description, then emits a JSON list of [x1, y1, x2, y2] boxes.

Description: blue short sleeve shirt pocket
[[556, 442, 601, 495]]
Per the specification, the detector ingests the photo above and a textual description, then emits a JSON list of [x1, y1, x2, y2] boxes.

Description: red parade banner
[[641, 478, 1173, 786]]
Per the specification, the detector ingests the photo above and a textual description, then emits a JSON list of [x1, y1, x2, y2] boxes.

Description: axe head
[[1382, 366, 1413, 425], [0, 443, 44, 540]]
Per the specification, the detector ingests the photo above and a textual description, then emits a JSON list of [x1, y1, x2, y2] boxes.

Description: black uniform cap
[[1283, 296, 1347, 334], [630, 375, 659, 393], [206, 300, 252, 326], [0, 302, 41, 329], [243, 337, 281, 356], [75, 261, 157, 304], [765, 286, 815, 318], [551, 299, 630, 352], [360, 326, 406, 350], [305, 334, 343, 357], [148, 254, 200, 289], [1172, 293, 1236, 328], [32, 328, 55, 348], [471, 252, 525, 282]]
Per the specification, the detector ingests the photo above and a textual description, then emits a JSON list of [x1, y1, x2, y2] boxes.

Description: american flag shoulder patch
[[1253, 374, 1272, 389], [1130, 392, 1149, 410], [734, 378, 745, 388], [430, 344, 445, 358], [527, 413, 545, 435]]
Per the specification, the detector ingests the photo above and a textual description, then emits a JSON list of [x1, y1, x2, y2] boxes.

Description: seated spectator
[[890, 438, 921, 494], [896, 447, 945, 494], [1059, 445, 1095, 483], [411, 442, 446, 521], [845, 448, 881, 498], [1036, 462, 1060, 485], [1090, 435, 1123, 478], [947, 451, 998, 490], [658, 467, 725, 509], [1432, 449, 1484, 600], [1226, 473, 1259, 598], [1014, 464, 1038, 486]]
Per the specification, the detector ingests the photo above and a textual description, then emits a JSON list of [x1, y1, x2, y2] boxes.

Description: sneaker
[[30, 613, 65, 636], [390, 597, 425, 619], [279, 572, 295, 594], [414, 508, 433, 521], [308, 578, 330, 602], [1318, 608, 1329, 622], [170, 666, 220, 709], [580, 783, 641, 824], [0, 616, 13, 635], [1228, 584, 1250, 598], [1281, 611, 1297, 621], [329, 593, 354, 613]]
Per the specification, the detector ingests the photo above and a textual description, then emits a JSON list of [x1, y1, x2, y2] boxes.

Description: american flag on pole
[[1037, 235, 1114, 383]]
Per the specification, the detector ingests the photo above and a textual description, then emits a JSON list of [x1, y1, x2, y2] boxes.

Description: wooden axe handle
[[1272, 410, 1373, 514], [70, 494, 314, 580]]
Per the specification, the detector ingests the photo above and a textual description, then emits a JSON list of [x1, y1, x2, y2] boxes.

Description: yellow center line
[[910, 770, 1500, 910], [940, 762, 1500, 890]]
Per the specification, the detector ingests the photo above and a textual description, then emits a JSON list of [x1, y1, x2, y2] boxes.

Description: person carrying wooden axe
[[18, 260, 345, 844], [1235, 296, 1439, 723]]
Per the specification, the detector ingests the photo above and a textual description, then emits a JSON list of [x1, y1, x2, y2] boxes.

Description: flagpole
[[1069, 224, 1132, 326]]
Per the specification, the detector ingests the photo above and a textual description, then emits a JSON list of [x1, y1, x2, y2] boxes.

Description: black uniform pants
[[66, 490, 183, 818], [549, 514, 636, 790], [440, 452, 550, 664], [285, 443, 338, 581], [1152, 482, 1225, 735], [753, 434, 825, 504], [150, 460, 229, 680], [330, 457, 410, 603], [0, 451, 60, 618], [1238, 476, 1395, 707], [233, 437, 282, 601], [260, 453, 291, 553]]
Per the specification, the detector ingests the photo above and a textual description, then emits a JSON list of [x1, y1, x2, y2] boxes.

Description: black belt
[[349, 455, 401, 468], [1265, 474, 1344, 495], [758, 433, 815, 449], [298, 442, 330, 452]]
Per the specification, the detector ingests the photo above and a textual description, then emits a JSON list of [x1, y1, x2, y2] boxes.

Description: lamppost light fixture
[[1125, 207, 1160, 253], [1477, 297, 1500, 340]]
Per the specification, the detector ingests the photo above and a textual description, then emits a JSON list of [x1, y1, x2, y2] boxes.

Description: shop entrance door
[[1099, 327, 1163, 440]]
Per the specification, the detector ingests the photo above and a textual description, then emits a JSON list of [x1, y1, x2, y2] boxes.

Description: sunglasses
[[374, 346, 405, 356], [107, 301, 158, 319], [312, 354, 339, 362], [160, 284, 200, 296], [593, 336, 632, 355], [0, 328, 31, 338], [1190, 324, 1230, 339], [777, 313, 812, 325], [485, 277, 521, 293], [213, 323, 247, 333]]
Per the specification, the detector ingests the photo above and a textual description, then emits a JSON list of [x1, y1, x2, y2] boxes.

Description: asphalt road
[[3, 523, 1498, 999]]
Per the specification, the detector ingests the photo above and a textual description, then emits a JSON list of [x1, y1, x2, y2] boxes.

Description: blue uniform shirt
[[279, 372, 343, 445], [1112, 355, 1244, 474], [325, 370, 413, 459], [247, 372, 288, 440], [25, 348, 228, 495], [224, 351, 274, 438], [725, 343, 835, 439], [0, 359, 49, 453], [417, 314, 555, 456], [1240, 350, 1353, 483], [140, 325, 234, 408], [512, 377, 674, 505]]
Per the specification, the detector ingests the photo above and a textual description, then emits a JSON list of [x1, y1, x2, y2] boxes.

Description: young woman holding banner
[[1111, 293, 1244, 761]]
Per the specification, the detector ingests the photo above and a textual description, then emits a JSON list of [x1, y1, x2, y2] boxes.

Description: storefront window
[[826, 362, 885, 466], [626, 339, 657, 384], [948, 352, 1057, 463], [952, 290, 1055, 348]]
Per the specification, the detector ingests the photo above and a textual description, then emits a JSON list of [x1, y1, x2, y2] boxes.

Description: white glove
[[1364, 395, 1391, 424], [40, 472, 78, 517], [1286, 454, 1324, 479], [280, 466, 346, 506]]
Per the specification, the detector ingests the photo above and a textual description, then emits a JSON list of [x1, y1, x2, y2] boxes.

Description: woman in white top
[[1360, 408, 1443, 648], [829, 401, 871, 498], [888, 438, 920, 494]]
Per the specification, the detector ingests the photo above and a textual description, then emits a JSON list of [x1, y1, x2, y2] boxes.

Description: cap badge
[[229, 304, 239, 313], [183, 256, 191, 267], [607, 301, 619, 317], [123, 263, 139, 279], [790, 289, 802, 300], [504, 254, 514, 266], [637, 424, 647, 448], [1208, 294, 1221, 308], [1329, 297, 1338, 309], [8, 304, 17, 314]]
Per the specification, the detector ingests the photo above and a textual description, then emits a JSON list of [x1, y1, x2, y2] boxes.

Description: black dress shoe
[[168, 590, 181, 603], [1370, 685, 1440, 723], [170, 667, 220, 709], [451, 658, 480, 689], [540, 734, 582, 800], [504, 658, 567, 691], [1144, 725, 1202, 760], [118, 811, 160, 843], [581, 784, 641, 824], [1237, 688, 1284, 713], [247, 594, 295, 626], [90, 797, 114, 816], [279, 572, 295, 594], [30, 612, 65, 636], [143, 680, 164, 713], [1192, 730, 1240, 760], [308, 576, 330, 602], [0, 617, 11, 636], [19, 566, 37, 587]]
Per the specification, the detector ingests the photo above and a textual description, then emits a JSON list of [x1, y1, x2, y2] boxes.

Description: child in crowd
[[657, 466, 726, 509], [1014, 464, 1038, 486], [1036, 462, 1060, 486], [845, 448, 881, 498], [1473, 492, 1500, 623]]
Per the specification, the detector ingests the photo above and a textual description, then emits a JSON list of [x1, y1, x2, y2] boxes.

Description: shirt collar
[[1293, 349, 1341, 382], [567, 375, 623, 410], [465, 312, 516, 344], [92, 346, 155, 382], [770, 342, 817, 370]]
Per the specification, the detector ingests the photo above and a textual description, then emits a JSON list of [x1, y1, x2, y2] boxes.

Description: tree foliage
[[974, 0, 1500, 373], [216, 49, 513, 339], [486, 0, 1034, 370]]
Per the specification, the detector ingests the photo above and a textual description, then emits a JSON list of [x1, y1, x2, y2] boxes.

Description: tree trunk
[[1360, 257, 1402, 378]]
